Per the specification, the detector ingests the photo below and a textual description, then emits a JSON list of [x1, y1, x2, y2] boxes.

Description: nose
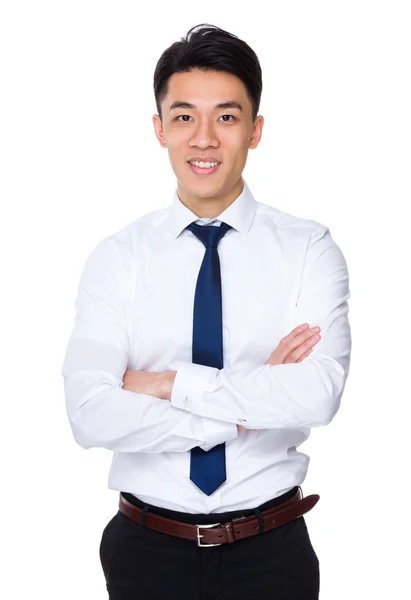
[[189, 118, 219, 149]]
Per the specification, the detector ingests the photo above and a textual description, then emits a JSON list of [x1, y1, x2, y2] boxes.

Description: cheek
[[166, 135, 189, 160], [225, 131, 250, 157], [166, 143, 185, 166], [229, 144, 249, 170], [165, 127, 189, 145]]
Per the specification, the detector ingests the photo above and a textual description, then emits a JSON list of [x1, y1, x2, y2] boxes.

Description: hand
[[237, 323, 321, 433], [264, 323, 321, 366]]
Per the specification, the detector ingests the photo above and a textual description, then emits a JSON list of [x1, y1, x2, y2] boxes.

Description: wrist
[[158, 371, 177, 400]]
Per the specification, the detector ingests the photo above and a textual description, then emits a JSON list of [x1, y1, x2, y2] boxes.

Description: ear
[[249, 115, 264, 149], [152, 114, 167, 148]]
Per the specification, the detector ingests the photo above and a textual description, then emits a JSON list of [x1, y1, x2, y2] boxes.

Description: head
[[152, 24, 264, 216]]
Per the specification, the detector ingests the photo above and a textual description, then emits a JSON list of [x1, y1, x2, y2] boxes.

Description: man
[[61, 23, 351, 599]]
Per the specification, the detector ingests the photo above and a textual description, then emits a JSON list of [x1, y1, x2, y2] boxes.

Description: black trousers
[[99, 487, 320, 599]]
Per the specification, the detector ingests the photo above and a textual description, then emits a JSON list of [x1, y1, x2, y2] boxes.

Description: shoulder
[[90, 205, 170, 261], [255, 200, 329, 238], [254, 201, 347, 267], [109, 205, 169, 244]]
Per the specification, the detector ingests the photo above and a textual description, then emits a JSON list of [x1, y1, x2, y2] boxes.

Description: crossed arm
[[61, 227, 351, 453], [122, 321, 324, 428]]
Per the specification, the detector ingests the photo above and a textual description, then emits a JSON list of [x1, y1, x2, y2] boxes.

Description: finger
[[296, 348, 313, 363], [284, 333, 321, 363], [287, 336, 320, 363], [282, 323, 309, 344], [294, 325, 321, 344], [281, 324, 320, 349], [267, 324, 321, 366], [282, 326, 320, 354], [274, 324, 309, 361]]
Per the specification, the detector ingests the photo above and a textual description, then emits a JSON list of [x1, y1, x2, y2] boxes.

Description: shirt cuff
[[170, 363, 238, 451], [199, 416, 238, 451], [170, 363, 219, 410]]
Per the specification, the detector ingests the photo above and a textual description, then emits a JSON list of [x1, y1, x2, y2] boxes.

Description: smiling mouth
[[187, 161, 221, 175]]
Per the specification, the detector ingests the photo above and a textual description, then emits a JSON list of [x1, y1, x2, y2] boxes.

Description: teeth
[[189, 160, 219, 168]]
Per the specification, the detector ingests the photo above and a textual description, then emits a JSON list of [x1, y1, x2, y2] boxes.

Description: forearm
[[170, 350, 349, 429], [63, 352, 239, 453], [157, 371, 177, 400], [64, 367, 238, 453]]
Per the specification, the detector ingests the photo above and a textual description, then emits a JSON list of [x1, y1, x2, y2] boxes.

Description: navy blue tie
[[186, 220, 233, 495]]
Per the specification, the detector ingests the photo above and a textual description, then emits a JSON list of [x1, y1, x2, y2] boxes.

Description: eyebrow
[[169, 100, 243, 112]]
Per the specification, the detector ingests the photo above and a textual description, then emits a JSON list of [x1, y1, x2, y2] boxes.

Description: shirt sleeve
[[170, 227, 352, 429], [61, 237, 238, 453]]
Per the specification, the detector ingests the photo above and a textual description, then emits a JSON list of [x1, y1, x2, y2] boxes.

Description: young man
[[62, 23, 351, 599]]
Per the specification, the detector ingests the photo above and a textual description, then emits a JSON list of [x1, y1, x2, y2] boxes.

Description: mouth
[[187, 160, 221, 176]]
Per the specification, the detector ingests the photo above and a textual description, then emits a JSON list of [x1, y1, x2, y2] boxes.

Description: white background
[[1, 1, 410, 598]]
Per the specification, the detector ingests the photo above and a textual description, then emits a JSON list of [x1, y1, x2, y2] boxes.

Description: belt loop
[[141, 504, 149, 528], [252, 507, 265, 534]]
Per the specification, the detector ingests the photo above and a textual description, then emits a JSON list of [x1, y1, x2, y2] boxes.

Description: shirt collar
[[168, 179, 258, 240]]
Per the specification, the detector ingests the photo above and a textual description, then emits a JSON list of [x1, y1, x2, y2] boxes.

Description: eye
[[175, 114, 236, 123]]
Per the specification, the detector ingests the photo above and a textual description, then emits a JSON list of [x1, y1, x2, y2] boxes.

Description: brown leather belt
[[118, 489, 320, 547]]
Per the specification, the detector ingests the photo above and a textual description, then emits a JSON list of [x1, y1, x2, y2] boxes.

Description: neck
[[177, 179, 244, 218]]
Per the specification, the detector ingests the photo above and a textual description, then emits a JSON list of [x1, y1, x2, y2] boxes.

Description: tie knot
[[186, 221, 232, 248]]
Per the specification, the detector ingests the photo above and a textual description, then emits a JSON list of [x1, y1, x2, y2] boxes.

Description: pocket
[[99, 513, 123, 581], [99, 512, 141, 579], [297, 517, 320, 568]]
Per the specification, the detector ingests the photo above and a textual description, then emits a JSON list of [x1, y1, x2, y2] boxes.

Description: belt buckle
[[196, 522, 222, 547]]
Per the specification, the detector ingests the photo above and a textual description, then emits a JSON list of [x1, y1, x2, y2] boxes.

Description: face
[[153, 69, 264, 216]]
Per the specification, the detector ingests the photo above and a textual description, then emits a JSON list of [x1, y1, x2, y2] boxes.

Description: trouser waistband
[[121, 486, 300, 526]]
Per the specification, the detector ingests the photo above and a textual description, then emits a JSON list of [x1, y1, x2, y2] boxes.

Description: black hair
[[153, 23, 262, 122]]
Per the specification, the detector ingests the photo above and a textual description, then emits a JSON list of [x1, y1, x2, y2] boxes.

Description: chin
[[184, 183, 226, 200], [184, 176, 232, 195]]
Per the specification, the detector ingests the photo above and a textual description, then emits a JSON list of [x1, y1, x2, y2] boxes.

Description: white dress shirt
[[61, 179, 351, 513]]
